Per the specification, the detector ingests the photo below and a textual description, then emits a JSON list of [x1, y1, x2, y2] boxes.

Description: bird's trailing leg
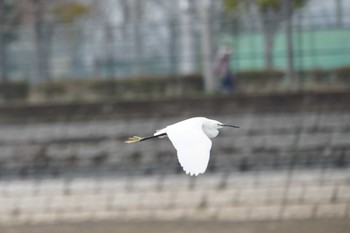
[[125, 133, 167, 144], [125, 136, 143, 143]]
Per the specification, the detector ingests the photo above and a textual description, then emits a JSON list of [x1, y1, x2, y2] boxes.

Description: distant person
[[213, 44, 235, 94]]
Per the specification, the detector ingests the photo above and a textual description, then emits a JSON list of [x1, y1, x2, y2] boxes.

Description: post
[[198, 0, 215, 93], [130, 0, 143, 76], [0, 0, 10, 101], [282, 0, 294, 84], [0, 0, 7, 83], [179, 0, 195, 75], [336, 0, 343, 27]]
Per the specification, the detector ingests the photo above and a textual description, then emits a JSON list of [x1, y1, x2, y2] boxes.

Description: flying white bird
[[125, 117, 239, 176]]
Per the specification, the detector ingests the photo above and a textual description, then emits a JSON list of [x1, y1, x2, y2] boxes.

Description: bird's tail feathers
[[125, 136, 142, 144]]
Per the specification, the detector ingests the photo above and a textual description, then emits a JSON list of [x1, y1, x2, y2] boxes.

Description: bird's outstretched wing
[[166, 120, 212, 176]]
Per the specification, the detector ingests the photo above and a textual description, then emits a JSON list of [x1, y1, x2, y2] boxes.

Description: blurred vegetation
[[223, 0, 306, 18], [0, 80, 29, 101], [52, 2, 89, 23], [0, 66, 350, 104], [84, 74, 202, 100], [306, 69, 331, 84], [37, 82, 67, 97], [332, 65, 350, 84]]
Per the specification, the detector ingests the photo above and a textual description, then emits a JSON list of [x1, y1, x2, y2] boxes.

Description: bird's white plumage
[[125, 117, 239, 176], [155, 117, 212, 176]]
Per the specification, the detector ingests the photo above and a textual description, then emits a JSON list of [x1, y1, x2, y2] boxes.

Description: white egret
[[125, 117, 239, 176]]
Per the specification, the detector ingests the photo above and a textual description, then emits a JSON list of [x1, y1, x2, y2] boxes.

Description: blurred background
[[0, 0, 349, 232]]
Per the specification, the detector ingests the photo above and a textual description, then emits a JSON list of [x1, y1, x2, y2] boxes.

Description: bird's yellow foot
[[125, 136, 143, 144]]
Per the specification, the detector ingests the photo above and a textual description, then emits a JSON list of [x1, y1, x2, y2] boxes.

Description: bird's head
[[203, 119, 239, 138], [205, 119, 240, 130]]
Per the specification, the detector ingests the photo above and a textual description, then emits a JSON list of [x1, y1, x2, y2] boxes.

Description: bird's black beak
[[221, 124, 240, 128]]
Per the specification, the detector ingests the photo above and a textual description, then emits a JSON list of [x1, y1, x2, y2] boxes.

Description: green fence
[[223, 28, 350, 71]]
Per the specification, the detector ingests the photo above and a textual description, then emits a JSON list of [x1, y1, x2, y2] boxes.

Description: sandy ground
[[0, 219, 349, 233]]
